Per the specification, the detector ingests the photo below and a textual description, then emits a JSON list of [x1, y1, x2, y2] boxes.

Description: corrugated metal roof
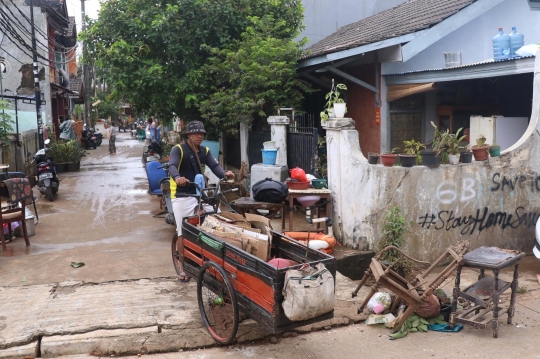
[[385, 55, 535, 76], [301, 0, 476, 60]]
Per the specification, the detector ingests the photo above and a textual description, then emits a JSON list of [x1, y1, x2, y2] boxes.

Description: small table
[[286, 188, 332, 233], [449, 246, 525, 338]]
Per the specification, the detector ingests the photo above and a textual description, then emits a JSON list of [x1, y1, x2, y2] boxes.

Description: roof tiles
[[302, 0, 476, 60]]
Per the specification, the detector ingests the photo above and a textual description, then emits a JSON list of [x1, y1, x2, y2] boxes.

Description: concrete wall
[[300, 0, 407, 46], [0, 0, 53, 129], [382, 0, 540, 74], [323, 52, 540, 262]]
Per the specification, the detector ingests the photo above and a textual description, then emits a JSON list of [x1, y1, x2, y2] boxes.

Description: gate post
[[267, 116, 289, 167]]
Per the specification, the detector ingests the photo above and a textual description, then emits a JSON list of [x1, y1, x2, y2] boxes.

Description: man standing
[[108, 120, 116, 154], [168, 120, 234, 282]]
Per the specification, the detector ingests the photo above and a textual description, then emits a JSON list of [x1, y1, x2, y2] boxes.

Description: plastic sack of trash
[[367, 292, 392, 314], [515, 44, 540, 57], [415, 294, 441, 319], [290, 167, 308, 183]]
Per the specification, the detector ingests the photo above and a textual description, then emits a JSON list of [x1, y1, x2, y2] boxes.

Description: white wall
[[300, 0, 407, 46], [382, 0, 540, 74]]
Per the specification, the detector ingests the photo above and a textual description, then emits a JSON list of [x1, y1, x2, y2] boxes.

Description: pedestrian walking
[[109, 121, 116, 154]]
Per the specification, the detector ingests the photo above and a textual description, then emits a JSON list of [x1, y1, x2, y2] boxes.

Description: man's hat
[[185, 120, 206, 135]]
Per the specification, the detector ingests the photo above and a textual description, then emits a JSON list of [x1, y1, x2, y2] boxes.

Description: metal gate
[[287, 114, 318, 175]]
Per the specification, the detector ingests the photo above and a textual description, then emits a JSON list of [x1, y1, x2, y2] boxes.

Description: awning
[[50, 82, 76, 97], [387, 83, 437, 102]]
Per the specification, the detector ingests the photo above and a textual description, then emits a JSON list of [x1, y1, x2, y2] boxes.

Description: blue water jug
[[492, 27, 511, 60], [509, 26, 524, 57]]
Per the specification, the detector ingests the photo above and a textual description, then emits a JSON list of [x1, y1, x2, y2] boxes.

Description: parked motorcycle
[[92, 128, 103, 146], [142, 138, 163, 165], [82, 124, 97, 149], [157, 162, 175, 226], [33, 139, 59, 202]]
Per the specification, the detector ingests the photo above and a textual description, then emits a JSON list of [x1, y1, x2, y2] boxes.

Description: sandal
[[178, 273, 190, 283]]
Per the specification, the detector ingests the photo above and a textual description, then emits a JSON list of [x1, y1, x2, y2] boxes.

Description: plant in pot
[[459, 145, 473, 163], [377, 206, 412, 277], [381, 147, 399, 167], [400, 139, 425, 167], [368, 152, 380, 165], [489, 143, 501, 157], [421, 122, 450, 168], [471, 134, 489, 161], [447, 127, 466, 165], [65, 140, 86, 171], [320, 79, 347, 121]]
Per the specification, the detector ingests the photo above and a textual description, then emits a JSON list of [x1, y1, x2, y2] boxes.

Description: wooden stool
[[232, 197, 285, 222]]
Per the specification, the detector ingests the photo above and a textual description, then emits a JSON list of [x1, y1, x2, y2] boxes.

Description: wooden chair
[[352, 241, 469, 333], [0, 177, 32, 252]]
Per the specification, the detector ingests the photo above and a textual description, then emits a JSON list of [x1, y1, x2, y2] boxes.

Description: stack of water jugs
[[492, 26, 524, 60]]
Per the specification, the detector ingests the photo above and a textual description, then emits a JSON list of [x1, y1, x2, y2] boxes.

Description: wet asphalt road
[[0, 131, 177, 286]]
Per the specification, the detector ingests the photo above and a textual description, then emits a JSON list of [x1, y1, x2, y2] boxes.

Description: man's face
[[187, 132, 205, 146]]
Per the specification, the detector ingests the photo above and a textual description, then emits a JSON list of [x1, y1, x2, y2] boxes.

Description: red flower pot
[[471, 145, 489, 161], [381, 153, 398, 167]]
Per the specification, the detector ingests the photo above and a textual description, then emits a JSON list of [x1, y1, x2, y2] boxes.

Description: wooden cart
[[172, 215, 336, 344]]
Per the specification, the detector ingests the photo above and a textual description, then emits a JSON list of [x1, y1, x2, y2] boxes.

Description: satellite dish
[[0, 58, 11, 80]]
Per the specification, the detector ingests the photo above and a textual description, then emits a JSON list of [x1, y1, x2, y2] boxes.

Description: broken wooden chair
[[352, 240, 470, 333]]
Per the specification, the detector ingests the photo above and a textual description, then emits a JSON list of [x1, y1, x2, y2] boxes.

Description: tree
[[0, 100, 14, 145], [80, 0, 308, 132], [199, 15, 312, 133]]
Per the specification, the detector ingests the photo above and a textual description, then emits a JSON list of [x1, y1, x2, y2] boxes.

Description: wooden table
[[449, 246, 525, 338], [286, 188, 332, 233], [232, 197, 285, 220]]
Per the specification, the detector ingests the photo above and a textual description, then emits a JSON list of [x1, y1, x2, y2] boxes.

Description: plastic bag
[[367, 292, 392, 314], [415, 294, 441, 319], [515, 44, 540, 57], [3, 221, 19, 234], [290, 167, 308, 182]]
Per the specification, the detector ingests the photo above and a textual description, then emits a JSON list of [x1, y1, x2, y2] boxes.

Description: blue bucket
[[261, 148, 278, 165]]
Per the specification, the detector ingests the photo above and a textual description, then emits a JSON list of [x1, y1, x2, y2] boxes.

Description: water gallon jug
[[492, 27, 511, 60], [509, 26, 524, 58]]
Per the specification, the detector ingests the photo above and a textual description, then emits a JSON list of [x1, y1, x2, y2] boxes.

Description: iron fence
[[287, 114, 318, 175]]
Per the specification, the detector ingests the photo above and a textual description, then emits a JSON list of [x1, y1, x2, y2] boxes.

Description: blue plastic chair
[[145, 161, 166, 195]]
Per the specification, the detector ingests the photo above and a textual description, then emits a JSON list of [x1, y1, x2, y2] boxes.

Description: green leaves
[[81, 0, 308, 131], [0, 100, 15, 146]]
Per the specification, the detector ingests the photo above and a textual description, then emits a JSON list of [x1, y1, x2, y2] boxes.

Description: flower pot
[[367, 152, 379, 165], [381, 153, 397, 167], [420, 150, 440, 168], [471, 145, 489, 161], [55, 163, 68, 173], [489, 145, 501, 157], [398, 154, 416, 168], [327, 108, 336, 118], [333, 103, 346, 118], [67, 161, 80, 171], [448, 154, 459, 165], [460, 152, 472, 163]]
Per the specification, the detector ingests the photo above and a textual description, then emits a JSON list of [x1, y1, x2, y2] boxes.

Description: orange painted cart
[[172, 215, 336, 344]]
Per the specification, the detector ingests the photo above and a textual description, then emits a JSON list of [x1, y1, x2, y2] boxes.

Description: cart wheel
[[197, 261, 239, 344], [171, 234, 183, 276]]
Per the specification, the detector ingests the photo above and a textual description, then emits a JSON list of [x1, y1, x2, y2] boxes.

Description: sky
[[66, 0, 101, 33]]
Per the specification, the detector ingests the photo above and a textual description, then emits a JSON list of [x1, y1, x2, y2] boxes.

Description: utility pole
[[81, 0, 90, 128], [29, 0, 44, 149]]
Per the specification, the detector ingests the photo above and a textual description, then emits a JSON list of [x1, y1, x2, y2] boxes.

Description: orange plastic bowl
[[285, 180, 310, 190]]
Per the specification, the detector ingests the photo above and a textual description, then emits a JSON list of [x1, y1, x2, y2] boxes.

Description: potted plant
[[381, 148, 399, 167], [400, 139, 425, 167], [447, 128, 466, 165], [460, 145, 473, 163], [489, 143, 501, 157], [471, 134, 489, 161], [368, 152, 380, 165], [421, 122, 449, 168], [65, 140, 86, 171], [320, 79, 347, 121]]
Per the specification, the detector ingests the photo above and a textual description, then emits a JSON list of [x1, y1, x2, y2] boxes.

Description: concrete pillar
[[267, 116, 289, 167], [239, 121, 250, 168], [322, 118, 356, 241]]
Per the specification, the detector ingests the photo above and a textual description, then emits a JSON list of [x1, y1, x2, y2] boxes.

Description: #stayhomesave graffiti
[[418, 207, 540, 235], [418, 174, 540, 234]]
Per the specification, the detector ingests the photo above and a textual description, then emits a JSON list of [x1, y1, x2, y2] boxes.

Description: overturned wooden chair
[[352, 241, 469, 333]]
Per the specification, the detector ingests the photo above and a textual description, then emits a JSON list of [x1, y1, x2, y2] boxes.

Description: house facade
[[299, 0, 540, 156], [0, 0, 80, 137]]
